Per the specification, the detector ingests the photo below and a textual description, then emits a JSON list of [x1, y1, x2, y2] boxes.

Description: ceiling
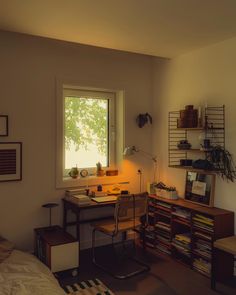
[[1, 0, 236, 58]]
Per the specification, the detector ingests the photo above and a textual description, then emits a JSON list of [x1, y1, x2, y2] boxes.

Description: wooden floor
[[59, 243, 236, 295]]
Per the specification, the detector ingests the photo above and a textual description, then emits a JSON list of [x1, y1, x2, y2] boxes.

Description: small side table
[[34, 225, 79, 273], [211, 236, 236, 290]]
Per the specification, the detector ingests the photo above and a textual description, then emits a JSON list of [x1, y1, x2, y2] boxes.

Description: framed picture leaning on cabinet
[[184, 170, 215, 207]]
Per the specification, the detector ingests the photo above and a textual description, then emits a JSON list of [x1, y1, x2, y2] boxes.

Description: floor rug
[[63, 278, 115, 295]]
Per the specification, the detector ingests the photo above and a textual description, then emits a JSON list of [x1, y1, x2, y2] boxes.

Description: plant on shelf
[[207, 146, 236, 182]]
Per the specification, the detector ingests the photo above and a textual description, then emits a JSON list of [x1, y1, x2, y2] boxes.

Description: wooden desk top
[[63, 196, 116, 209], [214, 236, 236, 255]]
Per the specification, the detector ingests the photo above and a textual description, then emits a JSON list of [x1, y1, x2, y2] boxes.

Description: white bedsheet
[[0, 250, 65, 295]]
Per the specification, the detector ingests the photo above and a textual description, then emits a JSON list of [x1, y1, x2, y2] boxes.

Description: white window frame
[[56, 80, 124, 189], [63, 87, 116, 175]]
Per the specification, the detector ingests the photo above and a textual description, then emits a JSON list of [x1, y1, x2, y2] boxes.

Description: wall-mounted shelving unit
[[168, 105, 225, 170]]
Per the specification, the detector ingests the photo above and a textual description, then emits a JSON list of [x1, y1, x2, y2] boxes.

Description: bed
[[0, 237, 65, 295]]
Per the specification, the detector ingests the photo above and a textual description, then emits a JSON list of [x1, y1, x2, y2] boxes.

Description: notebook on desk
[[91, 195, 118, 203]]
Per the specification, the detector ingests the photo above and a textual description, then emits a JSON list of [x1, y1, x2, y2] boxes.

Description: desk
[[62, 196, 116, 263]]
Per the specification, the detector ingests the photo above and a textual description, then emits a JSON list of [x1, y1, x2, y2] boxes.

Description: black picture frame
[[0, 115, 8, 136], [0, 142, 22, 182], [184, 170, 215, 207]]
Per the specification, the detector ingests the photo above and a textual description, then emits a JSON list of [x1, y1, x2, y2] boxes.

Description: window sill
[[56, 174, 129, 189]]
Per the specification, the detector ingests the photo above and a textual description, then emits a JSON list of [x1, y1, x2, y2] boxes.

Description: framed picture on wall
[[0, 115, 8, 136], [184, 170, 215, 207], [0, 142, 22, 182]]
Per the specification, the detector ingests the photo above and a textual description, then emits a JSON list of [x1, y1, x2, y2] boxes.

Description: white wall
[[0, 31, 165, 250], [153, 36, 236, 231]]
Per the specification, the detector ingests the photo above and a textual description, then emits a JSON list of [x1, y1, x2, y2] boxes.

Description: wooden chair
[[91, 192, 150, 279], [211, 236, 236, 290]]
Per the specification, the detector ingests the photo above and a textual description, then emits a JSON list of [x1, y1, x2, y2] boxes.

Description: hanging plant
[[207, 146, 236, 182], [136, 113, 152, 128]]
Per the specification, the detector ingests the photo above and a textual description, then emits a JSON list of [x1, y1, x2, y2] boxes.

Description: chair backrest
[[133, 192, 148, 219], [114, 194, 134, 222], [114, 192, 148, 233]]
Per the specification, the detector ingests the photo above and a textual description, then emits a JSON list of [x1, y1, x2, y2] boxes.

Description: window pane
[[64, 96, 108, 170]]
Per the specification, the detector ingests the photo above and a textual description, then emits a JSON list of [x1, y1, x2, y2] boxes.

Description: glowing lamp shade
[[123, 146, 137, 156]]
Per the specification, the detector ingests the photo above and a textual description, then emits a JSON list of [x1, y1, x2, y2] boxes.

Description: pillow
[[0, 236, 14, 263]]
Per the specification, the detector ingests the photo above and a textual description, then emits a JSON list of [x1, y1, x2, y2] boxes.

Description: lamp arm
[[137, 149, 157, 163]]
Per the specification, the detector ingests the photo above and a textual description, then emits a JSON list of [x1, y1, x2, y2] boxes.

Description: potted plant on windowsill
[[96, 162, 105, 177]]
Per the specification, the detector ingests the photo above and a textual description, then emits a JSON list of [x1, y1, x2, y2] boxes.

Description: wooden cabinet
[[34, 225, 79, 273], [146, 195, 234, 278]]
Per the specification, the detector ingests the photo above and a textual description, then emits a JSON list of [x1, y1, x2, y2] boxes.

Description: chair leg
[[142, 226, 146, 252], [92, 228, 96, 264], [92, 229, 150, 280]]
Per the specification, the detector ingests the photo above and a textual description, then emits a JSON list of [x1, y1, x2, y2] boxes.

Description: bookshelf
[[146, 195, 234, 278]]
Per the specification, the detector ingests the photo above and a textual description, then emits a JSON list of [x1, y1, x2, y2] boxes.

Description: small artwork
[[0, 115, 8, 136], [0, 142, 22, 182], [184, 170, 215, 207]]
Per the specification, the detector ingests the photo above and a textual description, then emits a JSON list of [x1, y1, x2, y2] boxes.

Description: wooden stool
[[211, 236, 236, 290]]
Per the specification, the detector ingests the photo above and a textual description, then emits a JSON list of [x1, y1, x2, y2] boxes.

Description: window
[[63, 87, 115, 176], [56, 82, 124, 188]]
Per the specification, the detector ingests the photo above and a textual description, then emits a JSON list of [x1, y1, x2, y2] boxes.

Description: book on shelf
[[193, 257, 211, 276], [194, 231, 212, 241], [194, 238, 212, 260], [172, 233, 191, 257], [195, 214, 213, 223], [156, 208, 171, 218], [155, 221, 171, 232], [193, 217, 213, 226], [156, 242, 171, 255], [172, 206, 191, 220], [156, 201, 172, 209], [193, 221, 214, 232]]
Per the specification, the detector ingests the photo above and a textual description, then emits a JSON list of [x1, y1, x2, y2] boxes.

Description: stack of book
[[69, 194, 91, 205], [192, 214, 214, 233], [194, 238, 212, 260], [172, 206, 191, 225], [65, 189, 91, 205], [155, 200, 172, 212], [172, 233, 191, 257], [155, 221, 171, 255], [65, 188, 87, 197], [193, 257, 211, 277], [193, 230, 212, 241]]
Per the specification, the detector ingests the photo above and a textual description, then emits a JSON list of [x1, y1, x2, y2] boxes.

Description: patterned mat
[[63, 278, 115, 295]]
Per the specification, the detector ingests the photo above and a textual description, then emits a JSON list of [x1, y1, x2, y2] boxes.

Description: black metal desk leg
[[76, 209, 80, 241], [63, 202, 67, 231]]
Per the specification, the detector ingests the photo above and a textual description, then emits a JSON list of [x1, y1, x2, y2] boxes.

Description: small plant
[[96, 162, 102, 171], [155, 182, 176, 192], [96, 162, 104, 176]]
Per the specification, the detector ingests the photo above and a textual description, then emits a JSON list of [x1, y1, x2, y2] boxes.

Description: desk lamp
[[123, 146, 157, 191]]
